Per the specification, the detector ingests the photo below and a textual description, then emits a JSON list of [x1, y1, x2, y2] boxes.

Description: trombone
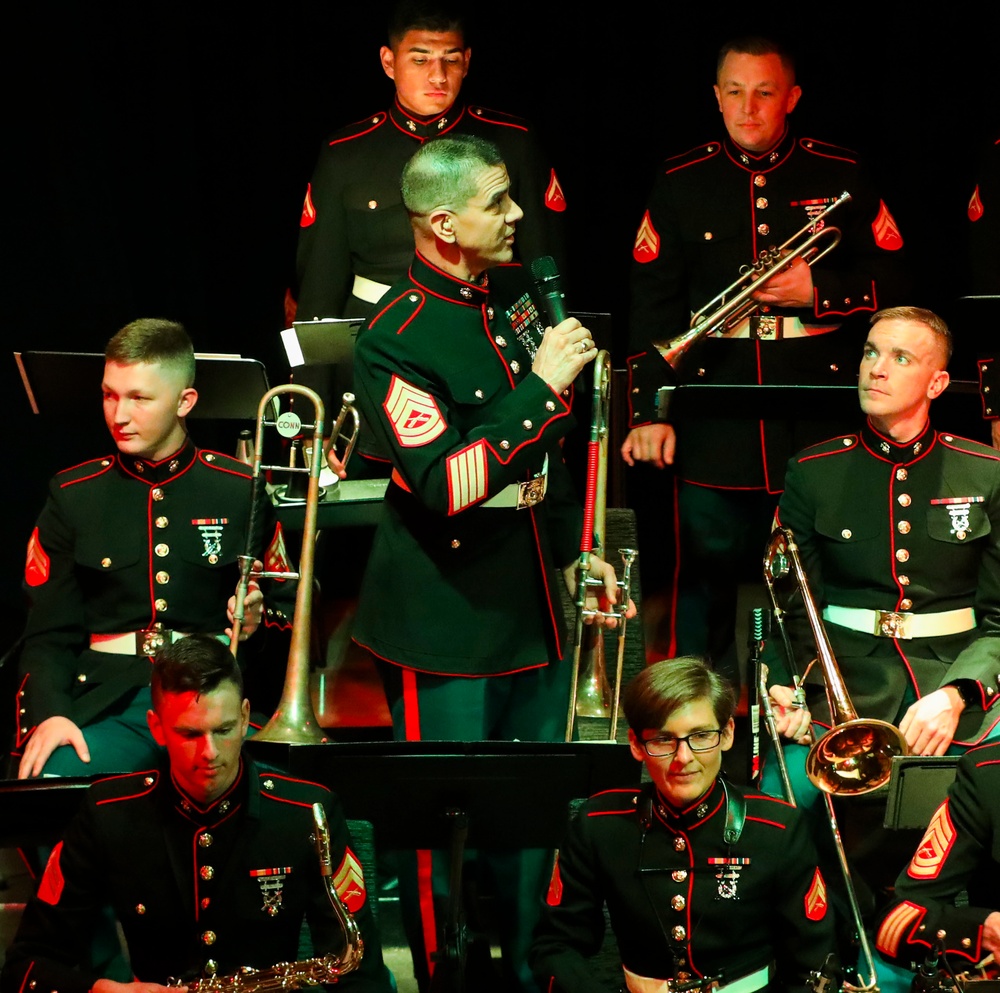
[[565, 349, 637, 741], [230, 384, 350, 744], [761, 525, 910, 993]]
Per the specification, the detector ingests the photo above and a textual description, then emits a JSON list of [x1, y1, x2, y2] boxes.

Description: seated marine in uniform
[[530, 657, 835, 993], [0, 635, 392, 993], [15, 318, 294, 779], [875, 738, 1000, 975]]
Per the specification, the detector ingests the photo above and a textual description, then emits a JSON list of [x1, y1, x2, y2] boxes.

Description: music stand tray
[[883, 754, 959, 830]]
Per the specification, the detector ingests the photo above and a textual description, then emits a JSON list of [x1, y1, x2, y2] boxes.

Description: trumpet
[[655, 191, 850, 416], [565, 349, 637, 741], [230, 384, 329, 743]]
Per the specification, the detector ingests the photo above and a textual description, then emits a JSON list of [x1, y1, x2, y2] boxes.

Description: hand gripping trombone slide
[[565, 350, 637, 741]]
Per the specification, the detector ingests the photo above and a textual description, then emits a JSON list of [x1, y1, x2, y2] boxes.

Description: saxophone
[[174, 803, 364, 991]]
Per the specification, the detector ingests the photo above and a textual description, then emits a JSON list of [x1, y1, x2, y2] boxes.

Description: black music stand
[[14, 351, 270, 421], [281, 319, 364, 369], [249, 739, 639, 993], [249, 739, 640, 849], [0, 776, 94, 847], [883, 755, 960, 830]]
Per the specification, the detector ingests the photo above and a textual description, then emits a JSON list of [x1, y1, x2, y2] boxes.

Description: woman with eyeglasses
[[530, 657, 836, 993]]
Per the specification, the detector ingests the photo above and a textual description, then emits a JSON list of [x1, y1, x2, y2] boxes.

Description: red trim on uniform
[[198, 451, 253, 479], [355, 639, 549, 677], [368, 289, 425, 333], [876, 900, 926, 958], [968, 185, 984, 222], [328, 112, 386, 146], [37, 843, 65, 905], [260, 772, 331, 793], [25, 527, 50, 587], [59, 460, 115, 488], [663, 142, 721, 176], [299, 184, 315, 227], [416, 847, 439, 978], [745, 792, 795, 809], [16, 962, 34, 993], [402, 667, 422, 741], [544, 169, 567, 212], [587, 808, 640, 817], [939, 434, 1000, 461], [813, 281, 879, 318], [796, 438, 859, 463], [975, 757, 1000, 767], [95, 776, 159, 806], [528, 506, 564, 660], [745, 816, 786, 829], [632, 210, 660, 263], [465, 105, 527, 132], [676, 477, 765, 492], [545, 854, 563, 905], [590, 787, 641, 799], [797, 138, 858, 165], [872, 201, 904, 250], [804, 867, 828, 920]]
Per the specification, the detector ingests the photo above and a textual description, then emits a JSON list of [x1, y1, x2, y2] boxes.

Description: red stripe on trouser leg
[[416, 847, 439, 977]]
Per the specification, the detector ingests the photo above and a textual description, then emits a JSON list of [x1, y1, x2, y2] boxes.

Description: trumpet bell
[[805, 717, 908, 796]]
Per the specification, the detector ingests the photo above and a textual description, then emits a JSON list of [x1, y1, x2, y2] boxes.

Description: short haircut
[[401, 135, 503, 216], [870, 305, 953, 364], [151, 634, 243, 711], [716, 36, 796, 84], [105, 318, 197, 388], [622, 657, 736, 733], [388, 0, 467, 48]]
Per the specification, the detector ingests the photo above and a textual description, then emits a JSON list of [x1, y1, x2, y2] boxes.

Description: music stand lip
[[248, 739, 641, 850]]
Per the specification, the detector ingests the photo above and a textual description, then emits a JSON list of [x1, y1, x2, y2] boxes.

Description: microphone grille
[[530, 255, 559, 282]]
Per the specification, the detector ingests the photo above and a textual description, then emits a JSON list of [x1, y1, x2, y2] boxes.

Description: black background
[[3, 1, 997, 633]]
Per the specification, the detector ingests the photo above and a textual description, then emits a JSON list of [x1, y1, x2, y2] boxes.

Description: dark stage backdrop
[[3, 0, 996, 642]]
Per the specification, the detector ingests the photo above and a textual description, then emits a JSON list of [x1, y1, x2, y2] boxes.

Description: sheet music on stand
[[14, 351, 270, 421]]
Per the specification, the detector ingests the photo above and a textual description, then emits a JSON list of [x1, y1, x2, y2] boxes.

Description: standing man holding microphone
[[350, 134, 632, 992]]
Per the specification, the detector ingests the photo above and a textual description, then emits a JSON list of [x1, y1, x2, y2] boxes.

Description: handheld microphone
[[530, 256, 569, 326]]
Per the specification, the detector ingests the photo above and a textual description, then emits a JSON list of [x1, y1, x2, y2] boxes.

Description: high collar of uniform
[[723, 125, 796, 173], [861, 417, 936, 464], [117, 437, 197, 484], [169, 756, 246, 827], [651, 778, 726, 832], [410, 251, 490, 307], [389, 98, 465, 139]]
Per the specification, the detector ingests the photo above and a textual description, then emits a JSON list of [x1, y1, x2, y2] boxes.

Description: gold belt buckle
[[750, 314, 783, 339], [516, 474, 547, 509], [874, 610, 912, 639], [139, 625, 167, 656]]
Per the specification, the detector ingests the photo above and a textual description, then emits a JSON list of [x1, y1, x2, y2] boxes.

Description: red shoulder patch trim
[[545, 169, 566, 212], [545, 853, 563, 906], [908, 801, 955, 879], [804, 867, 828, 921], [300, 183, 316, 228], [25, 528, 50, 587], [384, 376, 446, 448], [37, 842, 65, 906], [333, 846, 366, 914], [633, 210, 660, 263], [876, 900, 924, 957], [969, 185, 984, 222], [872, 201, 904, 250]]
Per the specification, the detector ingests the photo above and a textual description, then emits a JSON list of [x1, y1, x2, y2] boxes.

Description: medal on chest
[[504, 292, 546, 359], [249, 866, 292, 916], [929, 496, 985, 540], [192, 518, 228, 561], [707, 857, 750, 900]]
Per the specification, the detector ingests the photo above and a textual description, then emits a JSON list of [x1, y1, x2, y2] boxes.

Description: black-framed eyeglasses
[[640, 729, 724, 757]]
